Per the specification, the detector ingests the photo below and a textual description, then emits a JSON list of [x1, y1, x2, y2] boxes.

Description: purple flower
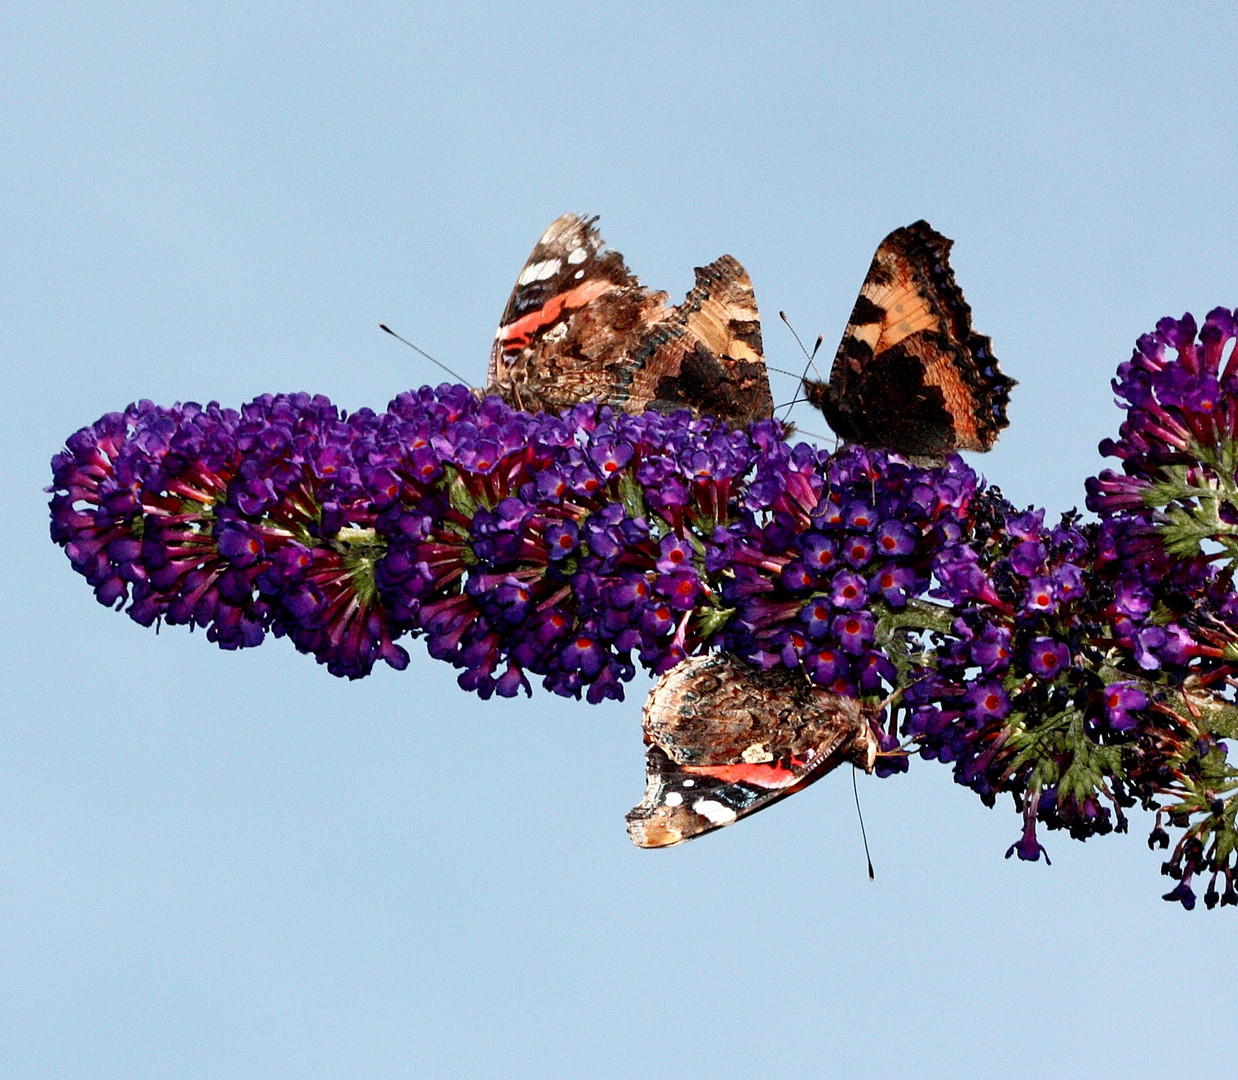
[[801, 534, 838, 574], [1102, 682, 1147, 733], [1006, 820, 1051, 864], [964, 681, 1010, 722], [829, 570, 868, 610], [875, 520, 916, 557], [804, 646, 845, 685], [832, 611, 874, 655], [841, 534, 875, 568], [799, 598, 833, 639], [1027, 637, 1070, 680], [1009, 540, 1046, 578], [932, 547, 1000, 607], [970, 625, 1012, 674], [780, 560, 814, 591], [1163, 879, 1197, 910], [559, 631, 606, 678], [870, 565, 917, 608], [544, 520, 579, 561], [655, 571, 702, 611], [657, 534, 692, 573], [1022, 576, 1057, 616]]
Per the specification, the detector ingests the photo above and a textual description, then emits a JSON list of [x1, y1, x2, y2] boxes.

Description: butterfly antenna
[[779, 310, 826, 381], [767, 364, 816, 381], [777, 311, 830, 430], [853, 767, 875, 881], [852, 685, 907, 881], [379, 323, 470, 384]]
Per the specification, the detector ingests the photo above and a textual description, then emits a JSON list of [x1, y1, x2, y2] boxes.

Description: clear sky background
[[5, 4, 1237, 1077]]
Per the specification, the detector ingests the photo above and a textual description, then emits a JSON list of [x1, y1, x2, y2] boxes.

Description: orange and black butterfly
[[803, 220, 1014, 459]]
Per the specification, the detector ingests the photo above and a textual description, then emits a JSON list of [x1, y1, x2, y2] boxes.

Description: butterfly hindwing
[[622, 255, 774, 427], [804, 220, 1014, 458], [626, 653, 878, 848]]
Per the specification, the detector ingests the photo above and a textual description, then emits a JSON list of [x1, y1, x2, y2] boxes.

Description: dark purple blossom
[[1102, 682, 1147, 733], [829, 571, 868, 610], [1027, 637, 1070, 680], [964, 681, 1010, 723]]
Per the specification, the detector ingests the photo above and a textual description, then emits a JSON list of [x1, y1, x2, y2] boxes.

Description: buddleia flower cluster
[[49, 309, 1238, 907]]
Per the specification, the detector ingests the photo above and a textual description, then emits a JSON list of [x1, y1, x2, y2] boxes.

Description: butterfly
[[803, 219, 1014, 459], [486, 213, 774, 427], [625, 653, 878, 847]]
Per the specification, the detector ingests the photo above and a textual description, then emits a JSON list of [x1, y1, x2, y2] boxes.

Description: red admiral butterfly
[[625, 654, 878, 847], [803, 220, 1014, 458]]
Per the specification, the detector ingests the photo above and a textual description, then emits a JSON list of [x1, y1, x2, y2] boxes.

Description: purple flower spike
[[49, 311, 1238, 908]]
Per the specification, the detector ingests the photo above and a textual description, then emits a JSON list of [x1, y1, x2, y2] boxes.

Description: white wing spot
[[573, 269, 584, 280], [693, 799, 738, 826], [741, 742, 772, 763], [663, 792, 684, 807], [682, 778, 696, 788], [567, 246, 588, 265], [517, 258, 562, 286]]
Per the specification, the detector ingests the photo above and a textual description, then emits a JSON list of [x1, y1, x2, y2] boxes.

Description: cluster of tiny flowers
[[1080, 308, 1238, 908], [1086, 308, 1238, 604], [906, 497, 1180, 869], [370, 391, 782, 703], [49, 393, 411, 678], [49, 310, 1238, 907]]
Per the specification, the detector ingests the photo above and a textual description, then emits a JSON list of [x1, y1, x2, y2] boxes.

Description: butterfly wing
[[804, 220, 1014, 458], [626, 653, 877, 847], [620, 255, 774, 427], [488, 215, 774, 426], [487, 214, 670, 412]]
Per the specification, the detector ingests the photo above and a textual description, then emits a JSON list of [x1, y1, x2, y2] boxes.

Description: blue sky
[[6, 4, 1238, 1077]]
